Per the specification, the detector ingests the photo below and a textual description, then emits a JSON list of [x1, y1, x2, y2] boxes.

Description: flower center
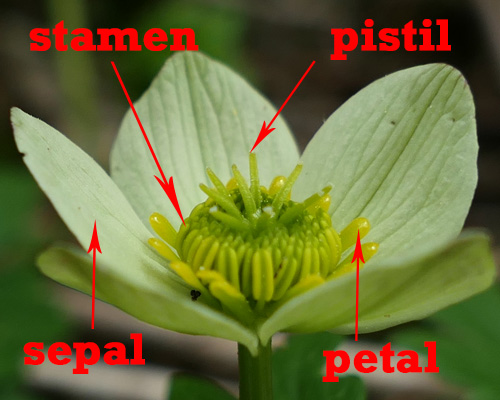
[[148, 154, 378, 324]]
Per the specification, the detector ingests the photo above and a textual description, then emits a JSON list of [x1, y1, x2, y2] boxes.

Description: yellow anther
[[186, 234, 203, 265], [340, 217, 370, 250], [262, 251, 275, 302], [279, 275, 325, 304], [150, 212, 177, 247], [324, 228, 342, 271], [319, 246, 330, 277], [241, 248, 253, 297], [181, 230, 200, 260], [202, 240, 220, 271], [329, 263, 354, 279], [191, 236, 216, 270], [306, 193, 331, 214], [319, 194, 331, 212], [212, 245, 239, 291], [226, 247, 240, 291], [251, 251, 262, 301], [216, 246, 228, 279], [209, 280, 254, 324], [330, 242, 379, 279], [272, 164, 303, 213], [272, 258, 297, 300], [268, 176, 287, 196], [299, 246, 312, 281], [197, 269, 226, 285], [226, 177, 238, 191], [359, 242, 379, 263], [169, 261, 219, 308], [170, 260, 205, 289], [252, 249, 274, 304], [311, 247, 321, 275], [197, 270, 254, 323], [175, 221, 191, 253], [148, 238, 179, 261]]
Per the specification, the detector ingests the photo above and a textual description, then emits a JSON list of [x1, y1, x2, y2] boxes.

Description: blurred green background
[[1, 0, 499, 399]]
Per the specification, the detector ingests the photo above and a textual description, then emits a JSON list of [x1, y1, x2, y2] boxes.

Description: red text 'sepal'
[[24, 333, 145, 374]]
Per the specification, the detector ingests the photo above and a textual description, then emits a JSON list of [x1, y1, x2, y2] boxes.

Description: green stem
[[238, 340, 273, 400]]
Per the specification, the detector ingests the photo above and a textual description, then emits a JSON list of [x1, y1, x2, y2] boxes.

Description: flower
[[12, 53, 495, 355]]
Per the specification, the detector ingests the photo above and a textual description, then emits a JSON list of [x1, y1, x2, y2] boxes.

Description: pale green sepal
[[111, 52, 300, 229], [11, 107, 258, 352], [39, 246, 258, 352], [296, 64, 478, 259], [11, 107, 164, 276], [259, 231, 495, 343]]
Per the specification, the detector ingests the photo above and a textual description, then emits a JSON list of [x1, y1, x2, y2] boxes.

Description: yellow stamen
[[278, 275, 325, 304], [226, 177, 238, 191], [324, 228, 342, 272], [197, 269, 226, 285], [272, 257, 297, 300], [150, 212, 177, 247], [268, 176, 286, 196], [169, 261, 218, 308], [148, 238, 179, 261], [340, 217, 370, 250], [209, 280, 254, 324], [330, 242, 379, 279], [306, 193, 331, 214]]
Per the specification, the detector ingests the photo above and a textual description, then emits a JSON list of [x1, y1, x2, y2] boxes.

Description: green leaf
[[11, 108, 258, 352], [273, 333, 365, 400], [0, 262, 69, 384], [259, 231, 495, 342], [0, 169, 41, 251], [0, 388, 45, 400], [169, 374, 236, 400], [393, 285, 500, 400], [111, 52, 299, 228], [296, 64, 477, 261], [0, 167, 67, 390]]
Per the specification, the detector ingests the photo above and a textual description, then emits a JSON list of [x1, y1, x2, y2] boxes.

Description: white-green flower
[[12, 53, 495, 355]]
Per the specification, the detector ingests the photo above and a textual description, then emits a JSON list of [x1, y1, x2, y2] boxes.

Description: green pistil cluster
[[149, 154, 378, 324]]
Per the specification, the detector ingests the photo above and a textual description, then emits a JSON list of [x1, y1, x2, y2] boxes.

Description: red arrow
[[111, 61, 185, 225], [250, 60, 316, 152], [87, 221, 101, 330], [351, 230, 365, 342]]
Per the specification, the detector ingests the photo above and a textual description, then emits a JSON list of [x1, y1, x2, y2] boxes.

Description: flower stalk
[[238, 341, 273, 400]]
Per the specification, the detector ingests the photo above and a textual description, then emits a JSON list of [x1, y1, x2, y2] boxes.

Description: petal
[[39, 246, 257, 351], [259, 231, 495, 343], [11, 108, 258, 351], [296, 64, 477, 259], [110, 52, 300, 228]]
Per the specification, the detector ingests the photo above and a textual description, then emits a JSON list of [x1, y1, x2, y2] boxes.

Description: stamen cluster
[[148, 154, 378, 324]]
